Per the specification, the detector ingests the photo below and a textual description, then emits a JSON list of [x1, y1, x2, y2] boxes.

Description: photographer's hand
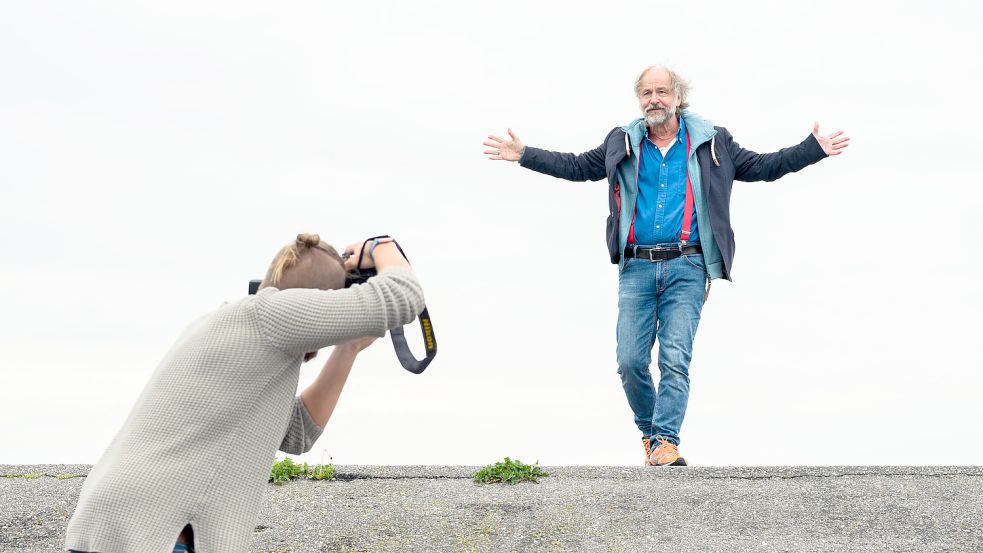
[[343, 239, 412, 273], [344, 335, 378, 353]]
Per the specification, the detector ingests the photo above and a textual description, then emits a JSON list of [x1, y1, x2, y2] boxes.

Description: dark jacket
[[518, 113, 828, 280]]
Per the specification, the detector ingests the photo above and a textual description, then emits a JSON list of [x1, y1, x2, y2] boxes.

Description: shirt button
[[662, 163, 666, 167], [661, 184, 665, 188], [658, 204, 663, 208], [656, 225, 661, 229]]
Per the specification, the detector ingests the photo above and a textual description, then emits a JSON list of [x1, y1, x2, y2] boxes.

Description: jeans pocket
[[683, 254, 707, 274], [619, 258, 632, 276]]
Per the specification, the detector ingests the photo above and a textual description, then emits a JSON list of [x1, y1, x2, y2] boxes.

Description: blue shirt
[[632, 116, 699, 245]]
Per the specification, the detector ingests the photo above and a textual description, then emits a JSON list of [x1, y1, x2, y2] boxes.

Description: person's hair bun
[[296, 233, 321, 248]]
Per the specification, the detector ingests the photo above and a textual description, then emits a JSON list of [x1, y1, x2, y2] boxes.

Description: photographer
[[65, 233, 424, 553]]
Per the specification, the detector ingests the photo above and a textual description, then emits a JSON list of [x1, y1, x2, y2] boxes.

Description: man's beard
[[644, 102, 677, 127]]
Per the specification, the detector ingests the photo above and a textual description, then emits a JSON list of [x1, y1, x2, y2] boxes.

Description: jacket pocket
[[606, 180, 621, 264]]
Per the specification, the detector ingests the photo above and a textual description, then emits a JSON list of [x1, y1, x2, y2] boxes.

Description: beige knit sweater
[[65, 268, 424, 553]]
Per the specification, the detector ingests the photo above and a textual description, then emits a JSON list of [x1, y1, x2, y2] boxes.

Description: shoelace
[[653, 438, 679, 460]]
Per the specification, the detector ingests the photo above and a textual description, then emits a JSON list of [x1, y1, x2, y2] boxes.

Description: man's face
[[637, 69, 679, 127]]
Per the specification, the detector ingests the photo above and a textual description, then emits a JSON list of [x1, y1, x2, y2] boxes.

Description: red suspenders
[[628, 129, 695, 246], [680, 130, 694, 244]]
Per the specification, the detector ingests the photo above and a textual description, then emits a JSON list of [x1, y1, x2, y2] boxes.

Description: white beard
[[644, 103, 677, 127]]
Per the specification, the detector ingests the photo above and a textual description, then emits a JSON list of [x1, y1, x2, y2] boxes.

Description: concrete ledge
[[3, 465, 981, 552]]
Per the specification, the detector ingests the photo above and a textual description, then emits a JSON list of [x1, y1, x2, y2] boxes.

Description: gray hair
[[634, 65, 691, 109]]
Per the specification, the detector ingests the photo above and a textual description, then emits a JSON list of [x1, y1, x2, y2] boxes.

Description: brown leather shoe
[[642, 437, 654, 467], [648, 437, 687, 467]]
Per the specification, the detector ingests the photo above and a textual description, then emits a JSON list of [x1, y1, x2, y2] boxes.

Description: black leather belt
[[625, 244, 703, 261]]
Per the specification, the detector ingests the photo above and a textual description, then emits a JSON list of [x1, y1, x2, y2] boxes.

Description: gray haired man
[[483, 65, 849, 466]]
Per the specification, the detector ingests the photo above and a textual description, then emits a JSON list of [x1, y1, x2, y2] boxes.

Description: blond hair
[[260, 233, 346, 291]]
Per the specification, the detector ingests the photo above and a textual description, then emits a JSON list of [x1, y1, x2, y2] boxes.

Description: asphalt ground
[[1, 465, 980, 552]]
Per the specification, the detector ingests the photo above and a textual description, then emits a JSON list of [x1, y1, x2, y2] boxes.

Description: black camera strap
[[357, 236, 437, 374], [390, 306, 436, 374]]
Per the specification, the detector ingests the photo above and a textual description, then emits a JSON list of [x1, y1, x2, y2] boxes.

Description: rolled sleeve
[[278, 396, 324, 455]]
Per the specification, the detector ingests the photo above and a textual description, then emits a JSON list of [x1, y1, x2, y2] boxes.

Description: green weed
[[473, 457, 548, 484], [306, 463, 336, 481], [270, 458, 305, 485], [269, 457, 336, 485]]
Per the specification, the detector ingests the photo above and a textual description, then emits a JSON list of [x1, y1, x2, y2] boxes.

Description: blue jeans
[[617, 251, 708, 446], [71, 545, 190, 553]]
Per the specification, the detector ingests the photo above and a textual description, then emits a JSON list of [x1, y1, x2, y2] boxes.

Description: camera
[[343, 267, 376, 288]]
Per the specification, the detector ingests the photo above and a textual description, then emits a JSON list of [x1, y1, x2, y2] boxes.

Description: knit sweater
[[65, 268, 425, 553]]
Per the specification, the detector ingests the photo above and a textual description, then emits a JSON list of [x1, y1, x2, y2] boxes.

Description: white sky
[[1, 1, 981, 467]]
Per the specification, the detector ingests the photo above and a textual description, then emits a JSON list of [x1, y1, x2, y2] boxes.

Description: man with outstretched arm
[[483, 65, 849, 466]]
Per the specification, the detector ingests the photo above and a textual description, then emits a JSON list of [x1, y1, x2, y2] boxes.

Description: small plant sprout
[[473, 457, 549, 484], [269, 457, 336, 485], [269, 457, 306, 485]]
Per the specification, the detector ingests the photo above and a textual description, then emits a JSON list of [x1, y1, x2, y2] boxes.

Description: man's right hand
[[483, 128, 524, 161]]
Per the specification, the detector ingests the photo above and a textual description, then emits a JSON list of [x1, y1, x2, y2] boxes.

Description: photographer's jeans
[[71, 545, 190, 553], [617, 253, 708, 446]]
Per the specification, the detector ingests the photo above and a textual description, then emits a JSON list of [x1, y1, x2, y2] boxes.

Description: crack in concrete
[[0, 472, 87, 480], [334, 474, 473, 481], [701, 472, 983, 480], [0, 473, 86, 480]]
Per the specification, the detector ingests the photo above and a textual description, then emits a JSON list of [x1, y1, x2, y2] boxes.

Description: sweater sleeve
[[278, 396, 323, 454], [253, 267, 425, 355]]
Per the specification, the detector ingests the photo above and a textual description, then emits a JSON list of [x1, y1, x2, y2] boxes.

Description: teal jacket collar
[[621, 109, 717, 153]]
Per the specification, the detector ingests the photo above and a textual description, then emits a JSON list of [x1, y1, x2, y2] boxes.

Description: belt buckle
[[647, 248, 670, 261], [645, 244, 678, 261]]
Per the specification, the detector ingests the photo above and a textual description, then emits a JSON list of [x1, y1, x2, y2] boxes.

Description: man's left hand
[[812, 122, 850, 156]]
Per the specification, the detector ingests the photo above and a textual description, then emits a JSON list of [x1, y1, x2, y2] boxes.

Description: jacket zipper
[[629, 140, 640, 247]]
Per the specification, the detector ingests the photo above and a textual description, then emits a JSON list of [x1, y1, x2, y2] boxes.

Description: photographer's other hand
[[303, 336, 373, 362], [338, 336, 378, 354], [483, 128, 524, 161]]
